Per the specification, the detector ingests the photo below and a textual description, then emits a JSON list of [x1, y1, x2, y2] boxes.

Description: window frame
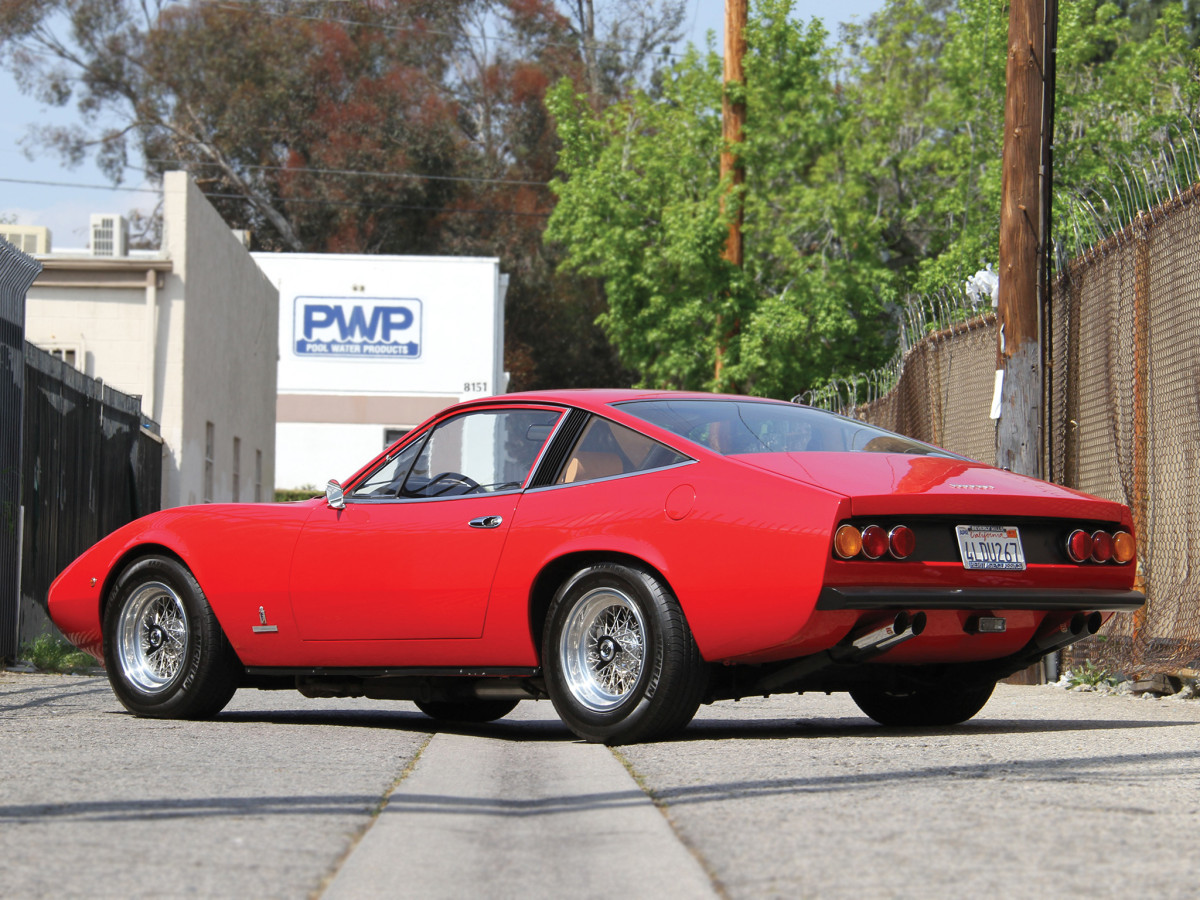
[[526, 413, 696, 491], [343, 404, 568, 504]]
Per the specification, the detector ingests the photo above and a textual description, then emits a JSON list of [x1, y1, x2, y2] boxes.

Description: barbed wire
[[1054, 122, 1200, 265], [801, 124, 1200, 417]]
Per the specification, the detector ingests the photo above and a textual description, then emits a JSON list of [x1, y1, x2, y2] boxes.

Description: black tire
[[414, 698, 520, 723], [102, 555, 240, 719], [542, 562, 708, 745], [850, 678, 996, 727]]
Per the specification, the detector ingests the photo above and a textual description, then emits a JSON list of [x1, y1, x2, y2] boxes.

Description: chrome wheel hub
[[597, 636, 617, 663], [560, 587, 646, 712], [115, 581, 190, 694]]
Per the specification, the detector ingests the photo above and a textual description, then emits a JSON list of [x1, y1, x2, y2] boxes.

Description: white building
[[24, 172, 279, 507], [252, 253, 508, 489]]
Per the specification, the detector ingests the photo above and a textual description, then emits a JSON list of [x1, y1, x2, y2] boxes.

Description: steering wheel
[[425, 471, 481, 496]]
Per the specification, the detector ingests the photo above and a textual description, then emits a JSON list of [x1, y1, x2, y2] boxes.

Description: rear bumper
[[816, 586, 1145, 612]]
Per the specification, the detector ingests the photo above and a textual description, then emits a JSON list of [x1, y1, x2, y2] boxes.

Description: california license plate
[[955, 524, 1026, 571]]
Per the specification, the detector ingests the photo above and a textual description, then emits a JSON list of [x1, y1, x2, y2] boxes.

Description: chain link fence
[[812, 184, 1200, 677]]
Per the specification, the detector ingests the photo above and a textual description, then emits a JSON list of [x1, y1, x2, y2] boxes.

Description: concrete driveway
[[4, 672, 1198, 898]]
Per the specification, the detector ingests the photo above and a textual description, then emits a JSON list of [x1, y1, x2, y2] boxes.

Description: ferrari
[[48, 390, 1143, 743]]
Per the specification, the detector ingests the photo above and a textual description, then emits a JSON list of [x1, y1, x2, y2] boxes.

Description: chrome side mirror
[[325, 479, 345, 510]]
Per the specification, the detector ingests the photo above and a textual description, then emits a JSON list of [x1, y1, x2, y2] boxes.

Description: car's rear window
[[616, 399, 956, 457]]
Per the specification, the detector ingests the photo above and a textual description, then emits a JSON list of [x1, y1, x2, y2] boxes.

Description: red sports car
[[48, 390, 1142, 743]]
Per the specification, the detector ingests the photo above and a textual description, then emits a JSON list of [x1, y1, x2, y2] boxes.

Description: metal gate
[[1, 238, 41, 663]]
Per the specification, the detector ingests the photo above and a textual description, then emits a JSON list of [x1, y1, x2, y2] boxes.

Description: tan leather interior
[[561, 451, 625, 483]]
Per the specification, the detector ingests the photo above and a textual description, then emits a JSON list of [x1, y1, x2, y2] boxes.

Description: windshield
[[616, 399, 957, 457]]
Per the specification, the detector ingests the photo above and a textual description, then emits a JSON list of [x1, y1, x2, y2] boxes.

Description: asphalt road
[[4, 671, 1199, 899]]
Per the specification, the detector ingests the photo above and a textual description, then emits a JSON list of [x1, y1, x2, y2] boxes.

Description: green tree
[[548, 0, 1200, 399], [1054, 1, 1200, 223], [846, 0, 1200, 289], [548, 0, 895, 397], [0, 0, 682, 389]]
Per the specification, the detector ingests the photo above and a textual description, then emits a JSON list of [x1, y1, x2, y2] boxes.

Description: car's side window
[[394, 408, 562, 498], [349, 408, 561, 500], [349, 433, 428, 498], [557, 417, 689, 484]]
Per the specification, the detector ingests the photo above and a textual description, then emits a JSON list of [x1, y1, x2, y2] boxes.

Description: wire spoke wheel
[[560, 587, 647, 712], [115, 581, 191, 694], [544, 563, 708, 744], [104, 555, 240, 719]]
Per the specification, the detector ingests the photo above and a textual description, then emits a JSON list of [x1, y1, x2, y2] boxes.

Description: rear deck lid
[[733, 452, 1131, 523]]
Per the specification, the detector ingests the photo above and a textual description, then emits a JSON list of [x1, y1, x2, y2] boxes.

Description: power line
[[206, 191, 552, 217], [0, 177, 159, 193], [148, 158, 551, 187]]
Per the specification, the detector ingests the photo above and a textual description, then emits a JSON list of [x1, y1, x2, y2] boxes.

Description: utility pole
[[997, 0, 1057, 685], [995, 0, 1051, 478], [715, 0, 747, 386], [720, 0, 747, 268]]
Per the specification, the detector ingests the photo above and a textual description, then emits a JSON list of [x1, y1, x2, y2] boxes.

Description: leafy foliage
[[548, 0, 1200, 397], [1065, 660, 1119, 688], [1, 0, 687, 390], [548, 2, 892, 396], [5, 0, 1199, 397], [20, 634, 98, 673], [273, 485, 324, 503]]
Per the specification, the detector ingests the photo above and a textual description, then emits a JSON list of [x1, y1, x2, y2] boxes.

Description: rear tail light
[[1090, 530, 1114, 563], [1112, 531, 1136, 564], [1067, 528, 1134, 564], [888, 525, 916, 560], [834, 523, 916, 561], [861, 525, 889, 559], [834, 525, 862, 559], [1066, 529, 1093, 563]]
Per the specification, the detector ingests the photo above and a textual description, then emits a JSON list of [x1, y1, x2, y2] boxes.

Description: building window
[[255, 450, 263, 503], [232, 436, 241, 502], [46, 346, 80, 369], [204, 422, 214, 503], [384, 427, 411, 449]]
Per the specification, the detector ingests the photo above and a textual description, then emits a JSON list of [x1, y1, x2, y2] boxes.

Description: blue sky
[[1, 1, 885, 249]]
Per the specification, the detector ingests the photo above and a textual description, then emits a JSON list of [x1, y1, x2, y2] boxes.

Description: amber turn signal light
[[834, 525, 862, 559], [1112, 531, 1136, 564]]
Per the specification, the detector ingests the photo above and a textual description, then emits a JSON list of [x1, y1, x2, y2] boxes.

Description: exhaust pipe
[[754, 611, 927, 694], [1029, 611, 1102, 656], [846, 611, 927, 659], [978, 611, 1103, 681]]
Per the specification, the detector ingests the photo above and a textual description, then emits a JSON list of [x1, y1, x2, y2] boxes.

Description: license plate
[[955, 524, 1026, 571]]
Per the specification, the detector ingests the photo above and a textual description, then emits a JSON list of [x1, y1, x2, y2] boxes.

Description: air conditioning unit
[[0, 225, 52, 255], [90, 214, 128, 257]]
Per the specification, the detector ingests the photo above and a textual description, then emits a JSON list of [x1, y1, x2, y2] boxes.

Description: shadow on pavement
[[669, 713, 1200, 742], [621, 746, 1200, 810]]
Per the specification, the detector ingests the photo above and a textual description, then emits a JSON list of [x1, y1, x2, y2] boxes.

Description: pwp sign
[[293, 296, 422, 359]]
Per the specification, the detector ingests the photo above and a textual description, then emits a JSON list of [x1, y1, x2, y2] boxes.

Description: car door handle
[[469, 515, 504, 529]]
